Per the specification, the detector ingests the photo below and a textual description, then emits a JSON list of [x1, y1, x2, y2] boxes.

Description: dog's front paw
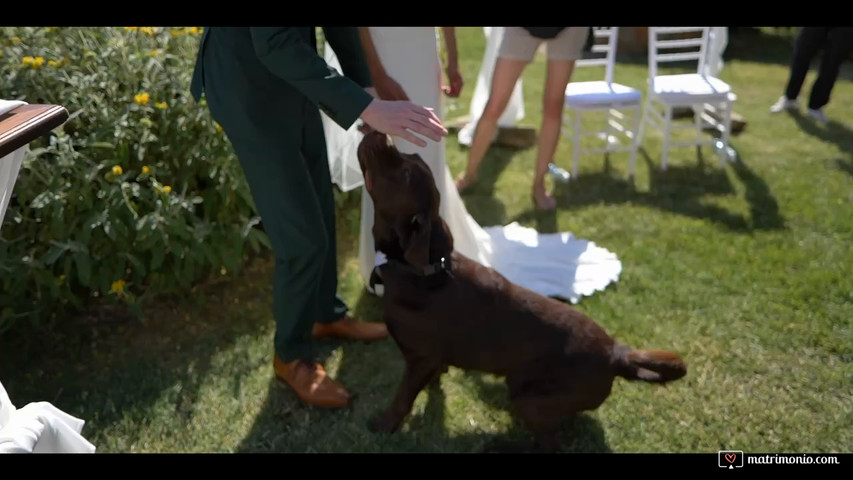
[[367, 411, 401, 434]]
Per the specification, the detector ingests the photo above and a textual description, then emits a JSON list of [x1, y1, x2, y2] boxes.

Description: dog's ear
[[396, 213, 432, 270]]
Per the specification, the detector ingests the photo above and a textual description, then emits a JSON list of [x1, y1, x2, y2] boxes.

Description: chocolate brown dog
[[357, 131, 686, 452]]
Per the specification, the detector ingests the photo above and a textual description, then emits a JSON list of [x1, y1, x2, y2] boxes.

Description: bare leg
[[532, 59, 576, 210], [456, 57, 528, 192]]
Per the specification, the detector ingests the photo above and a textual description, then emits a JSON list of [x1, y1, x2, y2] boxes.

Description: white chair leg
[[628, 103, 641, 179], [638, 95, 650, 150], [604, 108, 615, 153], [662, 104, 672, 171], [572, 109, 582, 179], [719, 100, 733, 166], [694, 103, 704, 153]]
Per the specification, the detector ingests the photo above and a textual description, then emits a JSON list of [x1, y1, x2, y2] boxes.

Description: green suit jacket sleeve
[[249, 27, 374, 130], [321, 27, 372, 89]]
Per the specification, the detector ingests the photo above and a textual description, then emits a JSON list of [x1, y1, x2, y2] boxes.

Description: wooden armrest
[[0, 104, 69, 159]]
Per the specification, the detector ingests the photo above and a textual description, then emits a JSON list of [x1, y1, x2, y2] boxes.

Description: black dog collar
[[388, 256, 453, 278], [372, 255, 454, 292]]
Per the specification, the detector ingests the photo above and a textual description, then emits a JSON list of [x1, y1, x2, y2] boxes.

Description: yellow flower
[[124, 27, 138, 31], [220, 267, 227, 276], [150, 49, 159, 57], [112, 165, 123, 175], [48, 59, 60, 67], [154, 101, 168, 109], [33, 56, 44, 68], [140, 27, 156, 36], [189, 27, 201, 35], [215, 123, 223, 133], [22, 56, 34, 66], [111, 279, 126, 294], [162, 185, 172, 194], [11, 36, 21, 45], [170, 28, 185, 37], [134, 92, 150, 105], [142, 166, 151, 175]]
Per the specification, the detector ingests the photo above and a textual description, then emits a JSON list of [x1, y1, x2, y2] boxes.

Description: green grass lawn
[[1, 28, 850, 453]]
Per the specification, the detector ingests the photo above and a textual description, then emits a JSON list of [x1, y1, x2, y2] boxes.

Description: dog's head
[[357, 131, 453, 270]]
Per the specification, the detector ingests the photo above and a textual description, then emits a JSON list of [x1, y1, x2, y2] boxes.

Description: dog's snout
[[357, 131, 395, 171], [364, 131, 392, 150]]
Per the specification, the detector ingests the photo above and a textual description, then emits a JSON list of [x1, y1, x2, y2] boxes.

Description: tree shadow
[[0, 257, 278, 451]]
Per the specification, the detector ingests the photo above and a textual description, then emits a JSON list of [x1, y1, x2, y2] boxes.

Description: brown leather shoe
[[313, 316, 389, 342], [273, 356, 351, 408]]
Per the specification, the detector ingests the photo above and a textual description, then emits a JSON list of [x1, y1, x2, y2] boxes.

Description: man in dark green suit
[[190, 27, 446, 408]]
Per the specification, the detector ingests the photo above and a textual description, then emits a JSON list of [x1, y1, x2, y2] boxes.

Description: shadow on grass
[[789, 110, 853, 180], [791, 111, 853, 156], [455, 146, 526, 228], [235, 288, 611, 453], [511, 148, 786, 233], [0, 258, 276, 451]]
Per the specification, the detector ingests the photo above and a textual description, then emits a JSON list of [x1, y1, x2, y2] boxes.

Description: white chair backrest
[[576, 27, 620, 85], [648, 27, 711, 83]]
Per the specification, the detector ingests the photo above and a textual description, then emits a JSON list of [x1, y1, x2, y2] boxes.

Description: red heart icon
[[725, 454, 736, 464]]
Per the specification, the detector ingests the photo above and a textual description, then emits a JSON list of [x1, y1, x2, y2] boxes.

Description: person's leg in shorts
[[456, 27, 537, 193], [532, 27, 588, 210]]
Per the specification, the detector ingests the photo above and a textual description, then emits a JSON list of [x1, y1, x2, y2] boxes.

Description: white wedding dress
[[323, 27, 621, 303]]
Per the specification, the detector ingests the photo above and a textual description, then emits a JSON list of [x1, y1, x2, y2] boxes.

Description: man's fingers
[[406, 109, 447, 139], [408, 105, 446, 130], [402, 117, 443, 143], [396, 129, 427, 148], [360, 99, 447, 145]]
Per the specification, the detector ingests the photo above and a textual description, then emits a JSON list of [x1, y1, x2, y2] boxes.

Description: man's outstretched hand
[[360, 90, 447, 147]]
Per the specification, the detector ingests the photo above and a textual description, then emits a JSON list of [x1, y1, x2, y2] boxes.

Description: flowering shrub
[[0, 27, 269, 331]]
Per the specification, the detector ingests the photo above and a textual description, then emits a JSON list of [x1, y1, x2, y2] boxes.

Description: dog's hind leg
[[368, 355, 444, 434], [511, 393, 566, 453]]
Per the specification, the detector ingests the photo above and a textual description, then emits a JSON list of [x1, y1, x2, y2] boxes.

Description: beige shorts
[[498, 27, 590, 62]]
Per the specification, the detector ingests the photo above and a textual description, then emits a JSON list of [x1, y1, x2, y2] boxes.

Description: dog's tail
[[612, 343, 687, 383]]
